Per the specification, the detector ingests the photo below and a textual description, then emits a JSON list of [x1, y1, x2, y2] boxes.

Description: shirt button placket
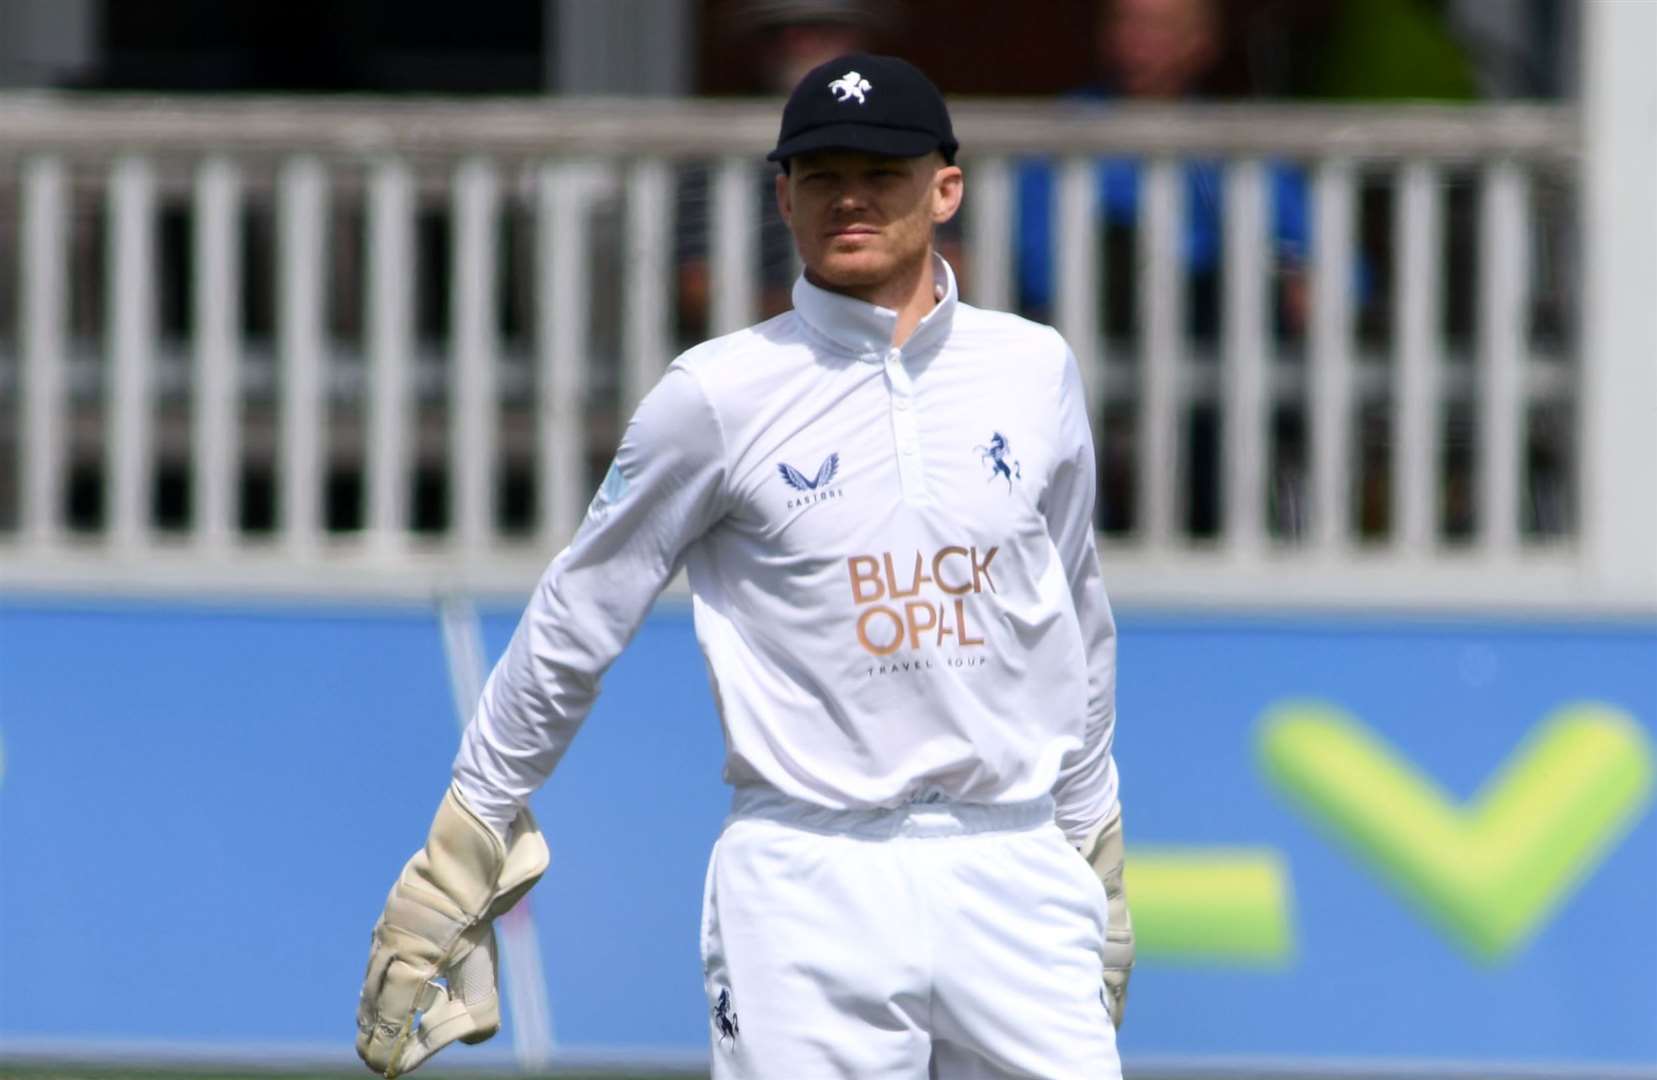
[[884, 349, 927, 499]]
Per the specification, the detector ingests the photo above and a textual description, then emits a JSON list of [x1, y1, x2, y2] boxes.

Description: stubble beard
[[809, 231, 932, 297]]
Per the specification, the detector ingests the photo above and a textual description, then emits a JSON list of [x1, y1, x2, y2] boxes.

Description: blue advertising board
[[1, 597, 1653, 1069]]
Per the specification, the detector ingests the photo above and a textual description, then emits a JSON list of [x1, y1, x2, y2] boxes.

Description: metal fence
[[0, 93, 1649, 611]]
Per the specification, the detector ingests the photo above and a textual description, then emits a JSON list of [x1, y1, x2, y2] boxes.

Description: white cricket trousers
[[700, 788, 1122, 1079]]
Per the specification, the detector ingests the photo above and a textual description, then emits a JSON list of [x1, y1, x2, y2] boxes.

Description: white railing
[[0, 91, 1650, 612]]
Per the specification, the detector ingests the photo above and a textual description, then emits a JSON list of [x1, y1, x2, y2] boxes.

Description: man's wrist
[[450, 772, 518, 842]]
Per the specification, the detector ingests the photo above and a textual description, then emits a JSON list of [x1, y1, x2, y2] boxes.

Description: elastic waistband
[[728, 786, 1056, 840]]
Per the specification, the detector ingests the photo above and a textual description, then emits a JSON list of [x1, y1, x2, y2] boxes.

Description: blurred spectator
[[737, 0, 882, 90], [1015, 0, 1312, 539], [1017, 0, 1314, 336]]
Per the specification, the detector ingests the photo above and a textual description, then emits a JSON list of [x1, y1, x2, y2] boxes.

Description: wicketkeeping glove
[[356, 784, 549, 1077], [1082, 807, 1134, 1028]]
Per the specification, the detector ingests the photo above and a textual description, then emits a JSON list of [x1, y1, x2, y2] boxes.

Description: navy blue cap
[[767, 53, 958, 165]]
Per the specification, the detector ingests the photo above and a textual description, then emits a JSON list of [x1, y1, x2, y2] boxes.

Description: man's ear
[[931, 165, 964, 225], [775, 171, 792, 226]]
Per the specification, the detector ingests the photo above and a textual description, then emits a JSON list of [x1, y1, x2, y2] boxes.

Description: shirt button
[[894, 397, 910, 411], [901, 442, 918, 455]]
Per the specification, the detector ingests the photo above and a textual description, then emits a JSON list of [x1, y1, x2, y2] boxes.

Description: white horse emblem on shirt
[[828, 71, 871, 104]]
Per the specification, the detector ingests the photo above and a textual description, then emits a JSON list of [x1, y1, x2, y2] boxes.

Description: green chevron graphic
[[1125, 849, 1294, 965], [1260, 700, 1654, 961]]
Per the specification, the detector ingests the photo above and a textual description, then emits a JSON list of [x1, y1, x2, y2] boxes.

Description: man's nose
[[830, 182, 872, 210]]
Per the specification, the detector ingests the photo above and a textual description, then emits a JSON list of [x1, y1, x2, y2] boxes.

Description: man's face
[[776, 150, 963, 295]]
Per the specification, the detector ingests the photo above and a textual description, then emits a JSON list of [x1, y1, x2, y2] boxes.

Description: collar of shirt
[[790, 252, 958, 361]]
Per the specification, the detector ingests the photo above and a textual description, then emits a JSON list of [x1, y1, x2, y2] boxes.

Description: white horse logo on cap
[[828, 70, 871, 104]]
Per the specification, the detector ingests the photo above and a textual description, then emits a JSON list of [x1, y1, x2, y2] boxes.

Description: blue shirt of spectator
[[1015, 141, 1310, 334]]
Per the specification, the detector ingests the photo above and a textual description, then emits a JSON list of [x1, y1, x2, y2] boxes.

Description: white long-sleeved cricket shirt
[[454, 255, 1120, 846]]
